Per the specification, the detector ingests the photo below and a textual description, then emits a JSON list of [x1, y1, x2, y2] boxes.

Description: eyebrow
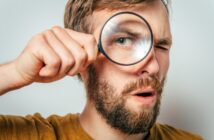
[[155, 38, 172, 47]]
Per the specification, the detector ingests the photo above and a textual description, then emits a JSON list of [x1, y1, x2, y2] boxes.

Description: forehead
[[91, 0, 171, 41]]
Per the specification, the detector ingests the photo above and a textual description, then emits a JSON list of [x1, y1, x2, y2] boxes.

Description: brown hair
[[64, 0, 169, 33]]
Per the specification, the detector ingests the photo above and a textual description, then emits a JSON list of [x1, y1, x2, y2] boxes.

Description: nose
[[131, 48, 160, 77]]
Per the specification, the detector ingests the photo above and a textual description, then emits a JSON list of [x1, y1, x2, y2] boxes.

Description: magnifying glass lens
[[99, 12, 153, 65]]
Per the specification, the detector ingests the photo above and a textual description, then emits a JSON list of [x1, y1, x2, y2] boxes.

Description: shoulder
[[47, 113, 80, 128], [0, 113, 57, 139], [47, 113, 92, 140], [0, 113, 83, 140], [150, 123, 203, 140]]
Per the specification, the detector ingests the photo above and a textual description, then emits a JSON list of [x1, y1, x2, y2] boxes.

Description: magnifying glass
[[98, 11, 154, 66]]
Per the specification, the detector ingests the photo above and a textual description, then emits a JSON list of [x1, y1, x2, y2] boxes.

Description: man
[[0, 0, 203, 140]]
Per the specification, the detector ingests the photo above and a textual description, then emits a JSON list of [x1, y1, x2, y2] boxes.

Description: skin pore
[[79, 1, 172, 140]]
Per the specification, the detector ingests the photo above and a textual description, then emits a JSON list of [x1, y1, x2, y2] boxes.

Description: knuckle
[[28, 33, 46, 50], [43, 29, 52, 36], [77, 52, 87, 62], [86, 35, 96, 46], [50, 57, 61, 68], [51, 26, 62, 32], [63, 58, 74, 67], [31, 33, 44, 42]]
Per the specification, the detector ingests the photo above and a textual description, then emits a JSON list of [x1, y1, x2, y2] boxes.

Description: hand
[[13, 26, 98, 86]]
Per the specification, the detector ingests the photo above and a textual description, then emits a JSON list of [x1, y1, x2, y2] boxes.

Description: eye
[[115, 37, 134, 48], [155, 45, 169, 51], [116, 37, 131, 44]]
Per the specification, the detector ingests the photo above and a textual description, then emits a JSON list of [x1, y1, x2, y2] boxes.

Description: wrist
[[0, 62, 29, 95]]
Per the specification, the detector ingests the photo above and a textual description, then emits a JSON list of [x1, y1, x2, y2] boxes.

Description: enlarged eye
[[115, 37, 133, 47]]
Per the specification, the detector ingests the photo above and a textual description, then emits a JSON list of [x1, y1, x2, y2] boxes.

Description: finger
[[65, 29, 98, 70], [32, 34, 61, 77], [51, 26, 88, 76], [44, 29, 75, 76]]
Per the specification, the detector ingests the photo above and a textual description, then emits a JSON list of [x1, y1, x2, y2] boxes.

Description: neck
[[79, 100, 146, 140]]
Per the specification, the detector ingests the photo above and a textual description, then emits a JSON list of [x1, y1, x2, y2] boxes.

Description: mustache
[[121, 75, 165, 96]]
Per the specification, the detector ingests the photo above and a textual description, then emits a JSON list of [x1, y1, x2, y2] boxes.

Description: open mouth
[[131, 89, 156, 104], [135, 92, 155, 97]]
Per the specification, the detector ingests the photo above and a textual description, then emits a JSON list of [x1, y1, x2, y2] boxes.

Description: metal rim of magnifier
[[98, 11, 154, 66]]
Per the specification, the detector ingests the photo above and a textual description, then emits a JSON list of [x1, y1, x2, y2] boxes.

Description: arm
[[0, 26, 98, 96], [0, 62, 27, 95]]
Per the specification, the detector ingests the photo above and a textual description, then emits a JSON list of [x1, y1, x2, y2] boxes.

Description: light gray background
[[0, 0, 213, 139]]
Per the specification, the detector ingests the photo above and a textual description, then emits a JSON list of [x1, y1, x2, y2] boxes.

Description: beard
[[86, 65, 165, 135]]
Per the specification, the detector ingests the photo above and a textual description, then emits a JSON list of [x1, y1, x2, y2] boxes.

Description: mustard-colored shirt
[[0, 113, 203, 140]]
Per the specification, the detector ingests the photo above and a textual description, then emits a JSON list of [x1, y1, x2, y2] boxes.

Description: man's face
[[84, 0, 172, 135]]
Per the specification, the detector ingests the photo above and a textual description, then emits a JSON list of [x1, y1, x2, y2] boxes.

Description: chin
[[125, 101, 156, 116]]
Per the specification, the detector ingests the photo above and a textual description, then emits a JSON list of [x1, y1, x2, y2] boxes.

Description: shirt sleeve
[[0, 113, 56, 140]]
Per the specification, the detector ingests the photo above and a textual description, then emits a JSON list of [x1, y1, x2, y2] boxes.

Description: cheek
[[156, 51, 170, 78], [93, 59, 133, 93]]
